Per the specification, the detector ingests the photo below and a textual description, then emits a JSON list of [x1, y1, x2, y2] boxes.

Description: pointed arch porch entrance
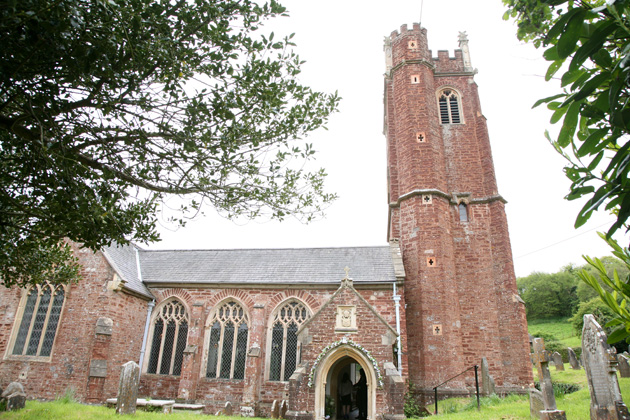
[[313, 344, 377, 420]]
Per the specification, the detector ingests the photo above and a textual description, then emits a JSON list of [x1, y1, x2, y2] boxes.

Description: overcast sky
[[149, 0, 623, 278]]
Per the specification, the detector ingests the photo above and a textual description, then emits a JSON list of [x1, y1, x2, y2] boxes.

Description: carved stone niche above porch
[[335, 305, 357, 333]]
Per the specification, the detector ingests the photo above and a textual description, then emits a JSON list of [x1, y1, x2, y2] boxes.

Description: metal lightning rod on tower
[[419, 0, 424, 27]]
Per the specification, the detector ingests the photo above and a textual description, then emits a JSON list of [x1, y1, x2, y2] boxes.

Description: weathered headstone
[[531, 338, 567, 420], [280, 400, 288, 418], [480, 357, 495, 395], [617, 354, 630, 378], [568, 347, 581, 370], [224, 401, 233, 416], [529, 388, 545, 419], [116, 361, 140, 415], [582, 314, 630, 420], [1, 382, 26, 411], [552, 352, 565, 371], [271, 400, 280, 419]]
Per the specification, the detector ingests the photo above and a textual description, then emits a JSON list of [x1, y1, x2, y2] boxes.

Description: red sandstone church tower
[[384, 24, 533, 396]]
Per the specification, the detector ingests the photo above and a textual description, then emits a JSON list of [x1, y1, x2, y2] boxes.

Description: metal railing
[[432, 365, 480, 414]]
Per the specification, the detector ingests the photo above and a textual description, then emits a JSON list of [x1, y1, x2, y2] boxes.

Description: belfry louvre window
[[11, 283, 66, 358], [438, 89, 461, 124], [147, 300, 188, 375], [269, 300, 310, 381], [206, 301, 249, 380]]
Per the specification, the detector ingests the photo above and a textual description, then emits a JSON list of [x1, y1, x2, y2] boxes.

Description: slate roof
[[137, 246, 400, 285], [102, 243, 153, 299]]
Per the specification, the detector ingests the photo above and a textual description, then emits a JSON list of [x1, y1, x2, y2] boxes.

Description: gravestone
[[241, 406, 255, 417], [480, 357, 495, 395], [271, 400, 280, 419], [530, 388, 545, 419], [224, 401, 233, 416], [116, 361, 140, 415], [552, 352, 565, 371], [531, 338, 567, 420], [281, 400, 289, 418], [1, 382, 26, 411], [617, 354, 630, 378], [582, 314, 630, 420], [568, 347, 581, 370]]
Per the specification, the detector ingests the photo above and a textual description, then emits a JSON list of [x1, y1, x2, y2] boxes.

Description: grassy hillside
[[528, 317, 581, 348]]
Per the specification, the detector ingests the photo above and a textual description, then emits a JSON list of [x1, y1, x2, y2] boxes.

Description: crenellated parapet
[[384, 23, 474, 76]]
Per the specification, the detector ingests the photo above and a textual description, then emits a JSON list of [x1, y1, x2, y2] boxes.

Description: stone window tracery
[[206, 300, 249, 380], [147, 299, 188, 376], [10, 283, 66, 359], [438, 89, 462, 124], [269, 300, 310, 381]]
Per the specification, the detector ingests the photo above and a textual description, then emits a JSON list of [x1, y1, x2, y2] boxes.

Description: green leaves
[[0, 0, 340, 287], [505, 0, 630, 237], [578, 234, 630, 344]]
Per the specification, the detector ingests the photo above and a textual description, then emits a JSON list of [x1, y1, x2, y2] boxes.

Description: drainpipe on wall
[[393, 283, 403, 375], [139, 299, 155, 370]]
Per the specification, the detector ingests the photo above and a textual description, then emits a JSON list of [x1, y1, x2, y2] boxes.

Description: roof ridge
[[140, 245, 391, 253]]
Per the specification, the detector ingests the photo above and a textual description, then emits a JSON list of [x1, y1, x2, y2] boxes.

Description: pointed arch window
[[206, 301, 249, 380], [11, 283, 66, 359], [147, 300, 189, 376], [458, 202, 469, 222], [269, 300, 310, 381], [438, 89, 462, 124]]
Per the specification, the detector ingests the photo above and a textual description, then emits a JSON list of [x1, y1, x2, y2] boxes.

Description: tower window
[[459, 203, 468, 222], [438, 89, 462, 124]]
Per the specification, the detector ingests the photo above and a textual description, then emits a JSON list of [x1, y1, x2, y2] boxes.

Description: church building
[[0, 24, 532, 418]]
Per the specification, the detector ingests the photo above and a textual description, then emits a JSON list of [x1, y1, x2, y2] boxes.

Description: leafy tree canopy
[[0, 0, 340, 287], [503, 0, 630, 237], [517, 271, 579, 319]]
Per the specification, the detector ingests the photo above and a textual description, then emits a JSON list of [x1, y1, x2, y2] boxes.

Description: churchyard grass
[[0, 371, 628, 419], [0, 400, 244, 419], [423, 369, 630, 419]]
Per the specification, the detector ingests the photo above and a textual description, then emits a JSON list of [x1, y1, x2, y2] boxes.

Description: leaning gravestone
[[1, 382, 26, 411], [582, 315, 630, 420], [116, 361, 140, 415], [531, 338, 567, 420], [617, 354, 630, 378], [552, 352, 565, 371], [481, 357, 496, 395], [568, 347, 581, 370], [280, 400, 288, 418]]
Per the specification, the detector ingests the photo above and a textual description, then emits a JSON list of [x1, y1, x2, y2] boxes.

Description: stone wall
[[0, 244, 149, 402]]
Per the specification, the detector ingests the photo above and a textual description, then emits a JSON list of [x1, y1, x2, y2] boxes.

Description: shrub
[[404, 381, 429, 418], [570, 298, 616, 336], [56, 388, 76, 404], [534, 381, 580, 398]]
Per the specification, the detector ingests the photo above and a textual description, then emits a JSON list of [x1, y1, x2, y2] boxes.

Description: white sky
[[149, 0, 624, 278]]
